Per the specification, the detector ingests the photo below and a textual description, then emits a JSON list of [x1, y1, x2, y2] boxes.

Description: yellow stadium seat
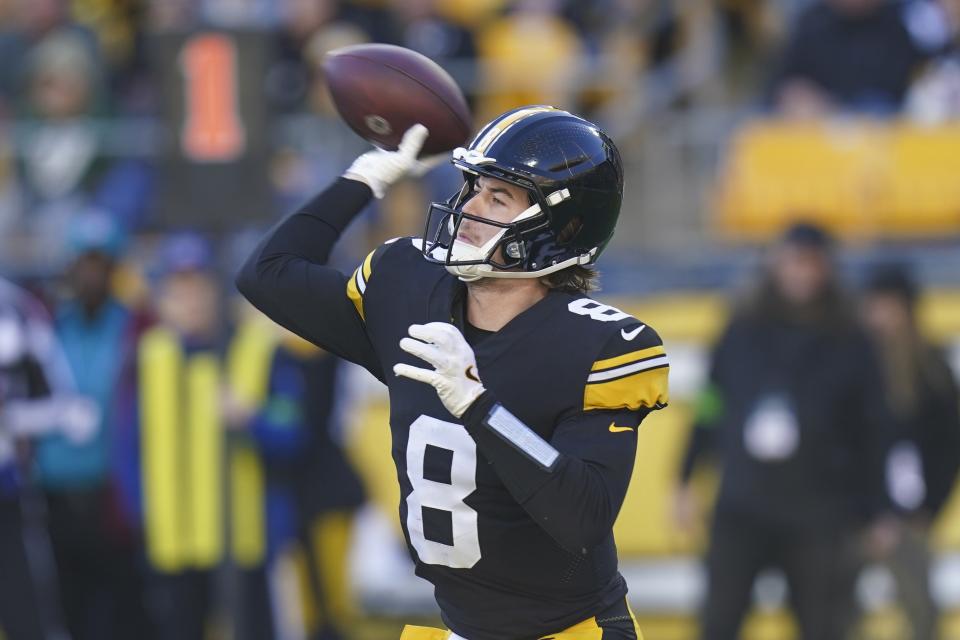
[[715, 120, 881, 239], [879, 125, 960, 236], [475, 12, 582, 122], [715, 120, 960, 240]]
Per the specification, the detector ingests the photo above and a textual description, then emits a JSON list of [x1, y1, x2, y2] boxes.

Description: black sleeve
[[462, 392, 647, 553], [849, 331, 898, 521], [235, 178, 385, 381], [922, 353, 960, 517], [679, 417, 716, 484], [679, 321, 736, 483], [679, 383, 725, 483]]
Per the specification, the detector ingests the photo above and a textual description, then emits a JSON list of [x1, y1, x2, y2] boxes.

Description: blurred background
[[1, 0, 959, 639]]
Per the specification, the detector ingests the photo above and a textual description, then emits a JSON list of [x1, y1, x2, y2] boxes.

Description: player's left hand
[[394, 322, 486, 418]]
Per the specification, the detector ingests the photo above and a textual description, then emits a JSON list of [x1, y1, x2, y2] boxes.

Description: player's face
[[457, 176, 530, 251]]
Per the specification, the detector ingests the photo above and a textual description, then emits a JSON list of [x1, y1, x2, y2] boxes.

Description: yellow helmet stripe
[[472, 106, 558, 155]]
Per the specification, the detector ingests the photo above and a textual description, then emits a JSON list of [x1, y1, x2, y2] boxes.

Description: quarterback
[[237, 106, 669, 640]]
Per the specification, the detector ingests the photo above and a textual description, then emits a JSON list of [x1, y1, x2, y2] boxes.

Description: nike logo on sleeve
[[620, 325, 646, 341]]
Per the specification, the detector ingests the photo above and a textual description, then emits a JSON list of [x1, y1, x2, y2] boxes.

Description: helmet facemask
[[420, 150, 588, 282]]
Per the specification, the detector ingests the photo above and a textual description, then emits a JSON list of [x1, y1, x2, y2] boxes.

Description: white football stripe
[[355, 265, 366, 294], [587, 355, 670, 383]]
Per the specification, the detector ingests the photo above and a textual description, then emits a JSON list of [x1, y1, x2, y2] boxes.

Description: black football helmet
[[421, 106, 624, 281]]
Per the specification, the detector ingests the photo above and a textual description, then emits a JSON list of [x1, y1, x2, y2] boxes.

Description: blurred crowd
[[1, 213, 368, 640], [1, 0, 960, 254], [1, 0, 960, 639]]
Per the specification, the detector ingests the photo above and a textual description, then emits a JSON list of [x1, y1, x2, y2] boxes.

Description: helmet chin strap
[[437, 185, 578, 282], [446, 200, 541, 270], [444, 251, 595, 282]]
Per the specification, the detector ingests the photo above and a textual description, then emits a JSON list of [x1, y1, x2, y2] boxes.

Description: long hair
[[539, 216, 600, 294], [870, 295, 955, 418], [541, 264, 599, 294]]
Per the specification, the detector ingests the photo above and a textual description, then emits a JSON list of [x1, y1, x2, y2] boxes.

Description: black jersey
[[237, 178, 670, 640]]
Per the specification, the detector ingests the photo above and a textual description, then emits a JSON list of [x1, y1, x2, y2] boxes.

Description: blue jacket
[[37, 299, 132, 489]]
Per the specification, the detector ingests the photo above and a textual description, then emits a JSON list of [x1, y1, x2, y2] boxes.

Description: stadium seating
[[716, 121, 960, 240]]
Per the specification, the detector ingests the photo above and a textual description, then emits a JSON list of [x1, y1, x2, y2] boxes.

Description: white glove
[[343, 124, 441, 198], [393, 322, 486, 418], [1, 395, 100, 444], [59, 396, 100, 444]]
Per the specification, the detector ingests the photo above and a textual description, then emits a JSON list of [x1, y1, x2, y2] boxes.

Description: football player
[[237, 106, 669, 640]]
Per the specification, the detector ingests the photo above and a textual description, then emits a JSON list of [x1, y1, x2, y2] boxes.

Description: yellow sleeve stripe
[[346, 267, 365, 321], [361, 248, 375, 281], [345, 249, 377, 322], [584, 366, 670, 412], [591, 345, 665, 372]]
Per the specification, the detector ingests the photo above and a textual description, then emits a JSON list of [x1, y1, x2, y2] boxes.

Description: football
[[323, 43, 472, 155]]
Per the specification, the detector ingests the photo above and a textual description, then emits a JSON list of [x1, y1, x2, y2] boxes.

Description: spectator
[[768, 0, 950, 116], [243, 329, 365, 640], [68, 0, 146, 108], [268, 0, 343, 115], [906, 0, 960, 122], [674, 222, 894, 640], [475, 0, 584, 121], [137, 232, 226, 640], [861, 264, 960, 640], [0, 0, 100, 110], [37, 210, 150, 640], [15, 26, 152, 239], [0, 275, 96, 640], [267, 15, 376, 264], [389, 0, 478, 107]]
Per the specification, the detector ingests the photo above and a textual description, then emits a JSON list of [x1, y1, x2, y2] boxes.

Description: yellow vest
[[139, 326, 272, 572]]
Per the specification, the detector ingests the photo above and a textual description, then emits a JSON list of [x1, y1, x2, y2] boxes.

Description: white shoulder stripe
[[587, 355, 670, 383], [355, 265, 367, 294]]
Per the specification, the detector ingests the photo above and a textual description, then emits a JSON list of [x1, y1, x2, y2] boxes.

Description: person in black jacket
[[862, 264, 960, 640], [674, 222, 893, 640], [767, 0, 949, 116]]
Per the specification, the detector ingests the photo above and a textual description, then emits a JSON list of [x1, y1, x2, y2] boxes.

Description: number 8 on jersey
[[406, 415, 482, 568]]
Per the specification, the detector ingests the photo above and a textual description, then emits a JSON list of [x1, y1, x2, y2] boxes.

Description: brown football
[[323, 43, 472, 155]]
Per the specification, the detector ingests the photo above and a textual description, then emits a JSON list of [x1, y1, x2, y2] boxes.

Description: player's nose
[[461, 192, 485, 218]]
